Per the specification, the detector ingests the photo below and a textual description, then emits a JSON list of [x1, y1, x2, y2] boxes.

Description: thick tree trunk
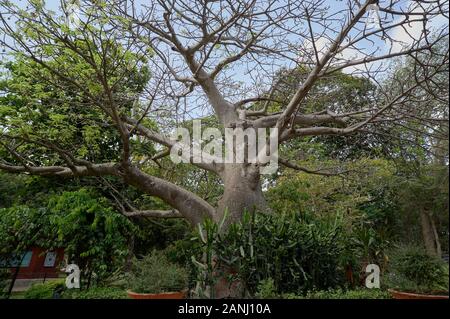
[[216, 163, 268, 228], [212, 164, 269, 298], [420, 210, 441, 258], [429, 217, 442, 259]]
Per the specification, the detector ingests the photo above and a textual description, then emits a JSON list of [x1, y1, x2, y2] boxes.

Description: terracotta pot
[[127, 289, 187, 299], [388, 289, 449, 300]]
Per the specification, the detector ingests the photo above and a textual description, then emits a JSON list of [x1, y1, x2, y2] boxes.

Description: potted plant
[[385, 246, 449, 299], [127, 250, 188, 299]]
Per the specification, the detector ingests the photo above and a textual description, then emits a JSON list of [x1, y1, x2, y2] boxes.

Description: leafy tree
[[267, 158, 398, 267], [0, 206, 53, 261], [0, 1, 447, 298], [0, 187, 135, 289], [47, 188, 135, 285], [395, 164, 449, 257], [0, 1, 446, 229]]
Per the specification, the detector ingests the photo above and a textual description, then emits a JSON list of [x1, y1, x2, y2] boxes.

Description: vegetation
[[23, 280, 129, 299], [254, 279, 392, 299], [219, 212, 347, 295], [61, 287, 129, 299], [47, 188, 135, 284], [127, 251, 188, 294], [0, 187, 135, 288], [0, 0, 448, 300], [24, 280, 65, 299], [298, 288, 392, 300], [0, 268, 9, 299], [385, 246, 449, 294]]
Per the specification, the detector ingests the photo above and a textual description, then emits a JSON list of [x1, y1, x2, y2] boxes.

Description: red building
[[10, 247, 65, 279]]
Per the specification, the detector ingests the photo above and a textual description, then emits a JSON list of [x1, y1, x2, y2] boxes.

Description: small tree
[[0, 188, 135, 291]]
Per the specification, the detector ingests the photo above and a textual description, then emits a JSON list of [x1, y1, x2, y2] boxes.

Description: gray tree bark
[[216, 164, 268, 226], [420, 210, 442, 258]]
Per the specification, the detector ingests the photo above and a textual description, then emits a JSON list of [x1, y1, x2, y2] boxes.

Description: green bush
[[24, 279, 65, 299], [254, 282, 391, 299], [47, 189, 136, 284], [62, 287, 129, 299], [291, 288, 391, 299], [255, 278, 278, 299], [127, 250, 188, 294], [164, 239, 201, 291], [0, 268, 10, 299], [385, 245, 449, 294], [253, 278, 391, 299], [190, 211, 348, 296]]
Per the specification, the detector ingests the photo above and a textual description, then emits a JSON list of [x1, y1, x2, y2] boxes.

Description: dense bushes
[[225, 212, 347, 294], [189, 212, 349, 296], [0, 188, 136, 289], [24, 281, 129, 299], [127, 250, 188, 294], [385, 245, 449, 294], [62, 287, 129, 299], [47, 189, 136, 284], [297, 288, 391, 299], [255, 284, 391, 299], [24, 280, 65, 299], [0, 268, 9, 298]]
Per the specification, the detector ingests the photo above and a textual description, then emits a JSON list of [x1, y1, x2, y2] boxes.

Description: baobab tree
[[0, 0, 448, 228]]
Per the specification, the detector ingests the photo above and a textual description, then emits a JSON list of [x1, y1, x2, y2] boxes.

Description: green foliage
[[0, 173, 29, 208], [133, 218, 191, 255], [127, 250, 188, 294], [0, 206, 54, 258], [47, 188, 135, 283], [24, 280, 65, 299], [395, 164, 449, 249], [189, 212, 348, 296], [164, 236, 202, 291], [0, 9, 153, 164], [258, 68, 394, 160], [190, 216, 228, 298], [225, 212, 347, 295], [265, 158, 448, 270], [397, 165, 448, 215], [62, 287, 129, 299], [254, 280, 391, 299], [255, 278, 278, 299], [0, 186, 135, 287], [25, 280, 129, 300], [0, 268, 10, 299], [297, 288, 391, 299], [385, 245, 449, 294], [267, 158, 397, 218]]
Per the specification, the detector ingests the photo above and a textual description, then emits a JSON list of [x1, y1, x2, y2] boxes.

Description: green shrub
[[164, 238, 201, 290], [24, 279, 65, 299], [292, 288, 391, 299], [127, 250, 188, 294], [62, 287, 129, 299], [385, 245, 449, 294], [100, 269, 129, 289], [190, 211, 348, 296], [47, 189, 136, 284], [255, 278, 278, 299], [255, 287, 392, 299], [231, 212, 347, 295], [0, 268, 10, 299], [253, 279, 392, 299]]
